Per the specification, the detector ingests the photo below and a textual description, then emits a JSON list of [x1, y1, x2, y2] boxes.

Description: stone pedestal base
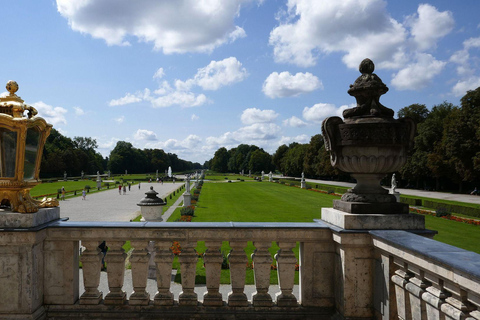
[[322, 208, 425, 230], [389, 191, 401, 202], [0, 207, 60, 228], [333, 199, 408, 214], [301, 181, 306, 189], [183, 192, 191, 207]]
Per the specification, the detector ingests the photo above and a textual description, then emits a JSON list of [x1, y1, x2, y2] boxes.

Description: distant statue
[[108, 170, 111, 178], [301, 172, 305, 181], [63, 171, 67, 181], [97, 171, 100, 180], [81, 171, 84, 179], [391, 174, 397, 193]]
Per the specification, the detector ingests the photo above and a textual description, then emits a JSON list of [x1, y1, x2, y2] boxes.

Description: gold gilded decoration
[[0, 81, 57, 213]]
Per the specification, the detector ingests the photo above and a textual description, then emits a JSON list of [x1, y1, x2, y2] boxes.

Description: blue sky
[[1, 0, 479, 163]]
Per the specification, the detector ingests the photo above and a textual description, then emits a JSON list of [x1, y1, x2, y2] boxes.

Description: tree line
[[207, 87, 480, 193], [40, 129, 202, 178]]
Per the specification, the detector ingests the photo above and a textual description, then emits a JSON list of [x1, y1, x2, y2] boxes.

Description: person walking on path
[[61, 187, 66, 201], [123, 185, 127, 195], [82, 189, 86, 200], [118, 184, 122, 195], [138, 182, 141, 189], [128, 183, 131, 191]]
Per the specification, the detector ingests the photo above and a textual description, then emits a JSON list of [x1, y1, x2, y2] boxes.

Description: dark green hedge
[[400, 197, 480, 218]]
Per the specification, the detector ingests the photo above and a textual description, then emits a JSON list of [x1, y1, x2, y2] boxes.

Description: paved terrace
[[59, 182, 184, 221]]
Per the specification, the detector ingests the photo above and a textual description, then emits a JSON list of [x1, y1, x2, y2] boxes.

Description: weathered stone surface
[[0, 207, 60, 228], [322, 208, 425, 230]]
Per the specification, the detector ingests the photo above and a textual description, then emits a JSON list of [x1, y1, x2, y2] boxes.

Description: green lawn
[[193, 181, 334, 222], [31, 180, 107, 197]]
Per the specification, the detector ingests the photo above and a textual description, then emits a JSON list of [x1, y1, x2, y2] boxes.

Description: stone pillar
[[275, 241, 298, 306], [251, 241, 273, 307], [154, 241, 174, 306], [104, 241, 127, 305], [178, 240, 198, 306], [129, 240, 150, 305], [332, 232, 374, 318], [44, 240, 80, 305], [203, 241, 223, 306], [183, 192, 191, 207], [0, 230, 46, 319], [228, 241, 248, 306]]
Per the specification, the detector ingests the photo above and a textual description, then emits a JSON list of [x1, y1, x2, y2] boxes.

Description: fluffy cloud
[[407, 4, 454, 51], [269, 0, 407, 68], [269, 1, 453, 72], [56, 0, 250, 54], [450, 37, 480, 96], [278, 134, 310, 145], [32, 101, 67, 126], [283, 116, 306, 127], [109, 57, 245, 108], [153, 68, 165, 79], [391, 53, 446, 90], [452, 77, 480, 97], [241, 108, 278, 125], [236, 123, 281, 140], [146, 134, 202, 150], [191, 114, 199, 121], [263, 71, 322, 98], [302, 103, 349, 123], [109, 93, 143, 106], [134, 129, 157, 141], [205, 132, 238, 147]]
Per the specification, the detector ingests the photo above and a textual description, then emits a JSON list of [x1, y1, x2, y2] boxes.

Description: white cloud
[[205, 132, 238, 147], [452, 77, 480, 97], [73, 106, 85, 116], [302, 103, 349, 123], [153, 68, 165, 79], [56, 0, 250, 54], [263, 71, 322, 98], [146, 134, 202, 150], [269, 0, 408, 69], [236, 123, 281, 141], [283, 116, 306, 127], [241, 108, 278, 125], [31, 101, 67, 126], [109, 93, 142, 106], [109, 57, 245, 108], [193, 57, 248, 90], [114, 116, 125, 124], [191, 114, 199, 121], [391, 53, 446, 91], [407, 4, 454, 51], [269, 1, 454, 72], [150, 91, 208, 108], [134, 129, 157, 141], [278, 134, 310, 145], [450, 37, 480, 96]]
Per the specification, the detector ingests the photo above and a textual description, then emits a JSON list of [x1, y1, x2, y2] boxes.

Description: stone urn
[[137, 186, 166, 221], [322, 58, 415, 214]]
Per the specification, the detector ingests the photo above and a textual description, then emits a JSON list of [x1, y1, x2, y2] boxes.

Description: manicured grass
[[31, 180, 107, 197], [193, 182, 334, 222], [402, 194, 480, 210], [204, 173, 255, 181], [423, 214, 480, 254]]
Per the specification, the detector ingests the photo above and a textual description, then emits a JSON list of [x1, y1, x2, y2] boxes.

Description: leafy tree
[[283, 144, 308, 177], [398, 104, 429, 124], [248, 149, 273, 173], [273, 144, 289, 174], [210, 147, 229, 172]]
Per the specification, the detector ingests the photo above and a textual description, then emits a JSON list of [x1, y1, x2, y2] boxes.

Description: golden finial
[[6, 80, 19, 96]]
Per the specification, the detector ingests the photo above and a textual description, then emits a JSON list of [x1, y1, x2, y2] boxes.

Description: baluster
[[392, 262, 413, 320], [154, 240, 174, 306], [129, 240, 150, 305], [104, 241, 127, 305], [275, 241, 298, 306], [179, 240, 198, 306], [79, 240, 103, 305], [228, 241, 248, 307], [252, 241, 273, 307], [203, 241, 223, 306], [405, 268, 428, 319]]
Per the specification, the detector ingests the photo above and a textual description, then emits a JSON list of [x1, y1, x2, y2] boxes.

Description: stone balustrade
[[372, 230, 480, 320], [1, 216, 480, 319]]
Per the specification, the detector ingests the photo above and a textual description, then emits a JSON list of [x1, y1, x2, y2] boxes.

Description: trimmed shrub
[[435, 207, 451, 218], [181, 206, 195, 216]]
